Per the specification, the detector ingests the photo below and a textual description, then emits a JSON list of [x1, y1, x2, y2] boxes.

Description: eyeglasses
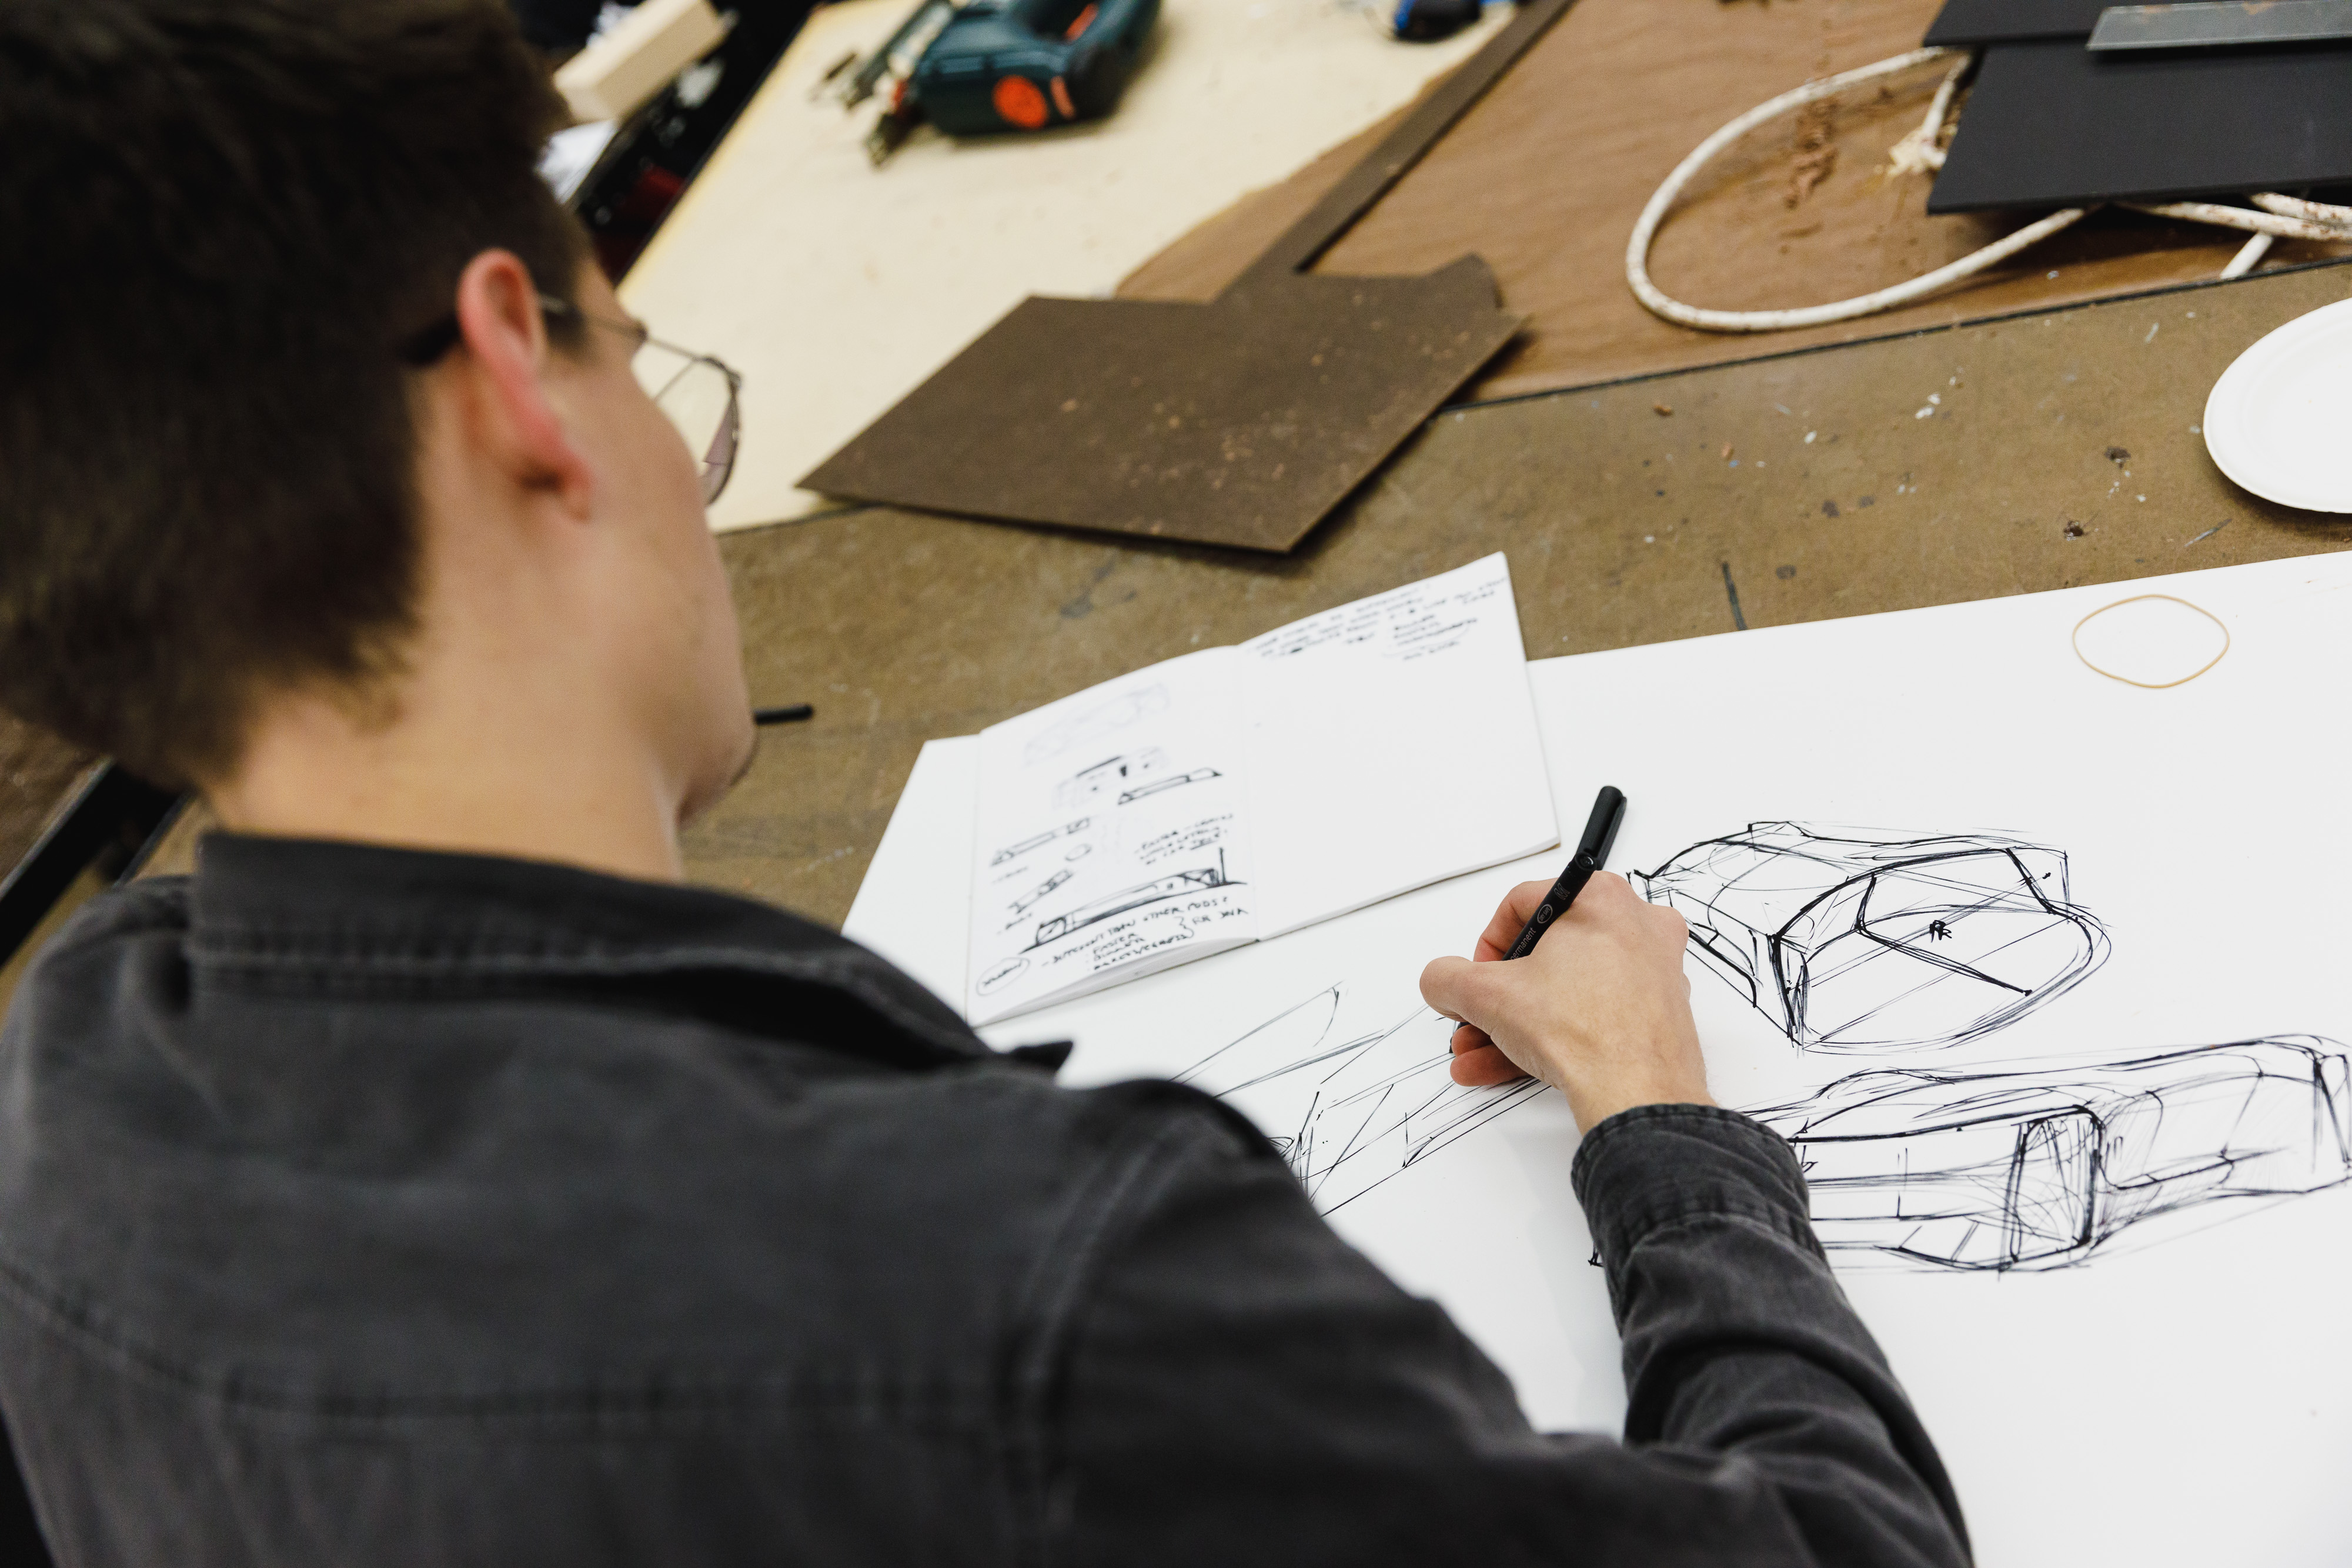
[[397, 295, 744, 505]]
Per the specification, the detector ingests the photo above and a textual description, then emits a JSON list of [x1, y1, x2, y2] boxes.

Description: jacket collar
[[186, 833, 989, 1069]]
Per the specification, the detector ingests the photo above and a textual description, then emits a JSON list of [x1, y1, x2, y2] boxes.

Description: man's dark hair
[[0, 0, 588, 787]]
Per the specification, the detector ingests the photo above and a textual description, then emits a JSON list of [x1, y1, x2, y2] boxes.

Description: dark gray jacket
[[0, 835, 1969, 1566]]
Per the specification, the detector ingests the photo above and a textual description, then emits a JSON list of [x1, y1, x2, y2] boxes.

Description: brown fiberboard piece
[[798, 262, 1519, 550], [693, 262, 2352, 927], [1120, 0, 2352, 402], [799, 0, 1579, 551]]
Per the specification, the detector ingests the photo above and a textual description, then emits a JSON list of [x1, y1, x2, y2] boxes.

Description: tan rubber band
[[2071, 594, 2231, 690]]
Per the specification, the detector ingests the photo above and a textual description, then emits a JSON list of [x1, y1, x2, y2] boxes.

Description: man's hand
[[1419, 873, 1713, 1133]]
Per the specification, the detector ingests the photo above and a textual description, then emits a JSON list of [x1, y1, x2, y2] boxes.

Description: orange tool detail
[[993, 73, 1049, 128]]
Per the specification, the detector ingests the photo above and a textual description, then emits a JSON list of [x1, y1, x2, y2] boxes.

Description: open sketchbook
[[969, 554, 1556, 1023]]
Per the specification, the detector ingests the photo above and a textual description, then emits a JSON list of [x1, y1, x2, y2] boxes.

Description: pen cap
[[1578, 785, 1628, 868]]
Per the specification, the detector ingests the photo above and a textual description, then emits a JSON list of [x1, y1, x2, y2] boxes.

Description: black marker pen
[[1501, 786, 1628, 960]]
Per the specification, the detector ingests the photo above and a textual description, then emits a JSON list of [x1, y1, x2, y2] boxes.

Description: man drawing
[[0, 3, 1969, 1563]]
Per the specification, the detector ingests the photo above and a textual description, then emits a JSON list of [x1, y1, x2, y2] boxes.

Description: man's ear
[[449, 249, 595, 519]]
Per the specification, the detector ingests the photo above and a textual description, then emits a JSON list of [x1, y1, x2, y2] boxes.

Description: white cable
[[2220, 232, 2274, 280], [1628, 49, 2098, 333], [1886, 55, 1967, 176], [2252, 191, 2352, 228], [2207, 193, 2352, 280], [1626, 52, 2352, 331], [2123, 198, 2352, 244]]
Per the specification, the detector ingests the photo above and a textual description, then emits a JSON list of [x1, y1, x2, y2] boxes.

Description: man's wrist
[[1565, 1085, 1716, 1136]]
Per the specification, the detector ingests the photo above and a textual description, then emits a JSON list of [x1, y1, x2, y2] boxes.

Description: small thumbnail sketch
[[1022, 683, 1170, 767], [1119, 768, 1221, 806], [1055, 750, 1170, 811], [1635, 824, 2109, 1052], [991, 817, 1090, 867], [1752, 1038, 2352, 1272], [1180, 985, 1548, 1214], [1007, 870, 1071, 917], [1031, 853, 1235, 948], [975, 955, 1029, 997]]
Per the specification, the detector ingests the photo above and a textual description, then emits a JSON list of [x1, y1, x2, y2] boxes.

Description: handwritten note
[[968, 556, 1556, 1023]]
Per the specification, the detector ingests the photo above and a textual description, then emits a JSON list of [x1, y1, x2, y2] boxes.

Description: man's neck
[[207, 685, 687, 885]]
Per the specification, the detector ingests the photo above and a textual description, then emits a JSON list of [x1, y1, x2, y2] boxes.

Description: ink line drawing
[[1118, 768, 1222, 806], [1031, 851, 1235, 948], [1021, 683, 1170, 767], [1057, 750, 1170, 810], [1753, 1038, 2352, 1272], [1635, 824, 2109, 1052], [975, 955, 1029, 995], [991, 817, 1090, 867], [1180, 985, 1547, 1214], [1008, 870, 1071, 917]]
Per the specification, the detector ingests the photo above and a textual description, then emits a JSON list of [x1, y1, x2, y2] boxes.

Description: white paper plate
[[2203, 296, 2352, 513]]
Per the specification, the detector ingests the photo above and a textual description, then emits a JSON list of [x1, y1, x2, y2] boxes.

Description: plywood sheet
[[617, 0, 1511, 530], [1118, 0, 2352, 402]]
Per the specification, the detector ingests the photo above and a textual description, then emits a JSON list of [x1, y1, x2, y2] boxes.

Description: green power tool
[[836, 0, 1161, 163]]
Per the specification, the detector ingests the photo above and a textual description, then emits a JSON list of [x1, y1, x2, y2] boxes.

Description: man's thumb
[[1419, 954, 1495, 1027]]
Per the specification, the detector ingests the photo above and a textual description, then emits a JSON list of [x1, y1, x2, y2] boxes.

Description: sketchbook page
[[841, 737, 979, 1007], [966, 648, 1258, 1025], [1241, 553, 1558, 938]]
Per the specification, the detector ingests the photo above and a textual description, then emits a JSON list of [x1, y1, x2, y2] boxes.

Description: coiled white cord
[[1627, 49, 2352, 334]]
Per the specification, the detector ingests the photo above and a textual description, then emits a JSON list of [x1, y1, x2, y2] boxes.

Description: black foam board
[[1923, 0, 2107, 45], [1927, 38, 2352, 210]]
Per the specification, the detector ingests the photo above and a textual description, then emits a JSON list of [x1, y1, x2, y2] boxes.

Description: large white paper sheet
[[843, 737, 978, 1002], [844, 551, 2352, 1567]]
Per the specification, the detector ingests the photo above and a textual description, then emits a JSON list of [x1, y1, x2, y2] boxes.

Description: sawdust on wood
[[1785, 96, 1839, 209]]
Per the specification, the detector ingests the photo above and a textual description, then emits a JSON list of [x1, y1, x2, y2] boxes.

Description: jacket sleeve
[[1050, 1091, 1970, 1568]]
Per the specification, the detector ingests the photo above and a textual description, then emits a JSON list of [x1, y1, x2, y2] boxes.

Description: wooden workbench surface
[[1, 720, 93, 890], [688, 260, 2352, 925]]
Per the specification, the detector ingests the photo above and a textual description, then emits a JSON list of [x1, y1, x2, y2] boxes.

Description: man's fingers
[[1471, 879, 1556, 962], [1448, 1042, 1526, 1086], [1645, 898, 1690, 947], [1565, 871, 1639, 921], [1448, 1021, 1492, 1057], [1419, 954, 1494, 1025], [1474, 872, 1652, 962]]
